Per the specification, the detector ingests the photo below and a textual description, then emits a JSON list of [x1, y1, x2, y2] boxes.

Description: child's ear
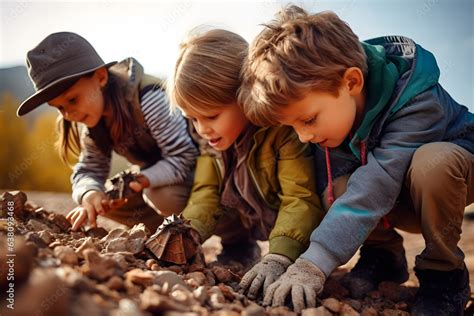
[[94, 67, 109, 88], [343, 67, 364, 96]]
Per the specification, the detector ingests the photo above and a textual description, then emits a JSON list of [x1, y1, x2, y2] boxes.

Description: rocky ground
[[0, 191, 473, 316]]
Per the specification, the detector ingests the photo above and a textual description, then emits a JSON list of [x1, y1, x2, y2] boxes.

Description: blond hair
[[169, 28, 248, 113], [238, 5, 367, 126]]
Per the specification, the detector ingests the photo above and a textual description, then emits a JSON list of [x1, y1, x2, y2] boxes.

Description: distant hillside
[[0, 65, 55, 121], [0, 65, 34, 101]]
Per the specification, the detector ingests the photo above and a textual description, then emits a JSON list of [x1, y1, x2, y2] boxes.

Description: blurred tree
[[0, 93, 73, 192], [26, 112, 73, 192], [0, 93, 31, 189]]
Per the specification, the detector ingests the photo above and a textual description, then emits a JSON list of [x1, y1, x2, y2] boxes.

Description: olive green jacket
[[183, 126, 324, 261]]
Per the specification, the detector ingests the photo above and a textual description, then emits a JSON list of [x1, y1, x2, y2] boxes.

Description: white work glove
[[263, 258, 326, 313], [239, 253, 293, 299]]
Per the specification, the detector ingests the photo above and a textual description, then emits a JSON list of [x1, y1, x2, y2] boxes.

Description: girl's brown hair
[[169, 28, 248, 113]]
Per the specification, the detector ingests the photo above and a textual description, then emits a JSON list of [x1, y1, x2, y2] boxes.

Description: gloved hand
[[239, 253, 292, 299], [263, 258, 326, 313]]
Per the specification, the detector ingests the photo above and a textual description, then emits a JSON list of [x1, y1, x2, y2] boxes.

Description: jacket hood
[[348, 36, 440, 160], [108, 57, 144, 104]]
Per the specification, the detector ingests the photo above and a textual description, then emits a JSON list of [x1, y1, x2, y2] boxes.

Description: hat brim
[[17, 61, 117, 117]]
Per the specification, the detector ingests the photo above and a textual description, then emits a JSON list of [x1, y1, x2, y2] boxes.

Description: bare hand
[[66, 206, 92, 231], [129, 174, 150, 192]]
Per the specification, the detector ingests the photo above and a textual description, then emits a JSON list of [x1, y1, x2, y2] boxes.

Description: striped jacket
[[71, 58, 198, 204]]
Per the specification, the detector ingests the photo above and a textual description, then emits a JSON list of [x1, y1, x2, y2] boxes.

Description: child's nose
[[64, 110, 78, 120], [297, 131, 314, 143], [196, 122, 212, 136]]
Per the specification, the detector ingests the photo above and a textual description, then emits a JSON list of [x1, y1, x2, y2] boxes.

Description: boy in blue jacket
[[239, 5, 473, 315]]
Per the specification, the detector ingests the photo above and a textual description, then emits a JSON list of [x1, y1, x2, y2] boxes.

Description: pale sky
[[1, 0, 473, 110]]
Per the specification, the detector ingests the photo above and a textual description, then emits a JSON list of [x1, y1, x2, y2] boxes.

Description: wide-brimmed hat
[[17, 32, 116, 116]]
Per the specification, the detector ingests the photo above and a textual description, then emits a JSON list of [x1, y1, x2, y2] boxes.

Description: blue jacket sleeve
[[301, 85, 449, 276]]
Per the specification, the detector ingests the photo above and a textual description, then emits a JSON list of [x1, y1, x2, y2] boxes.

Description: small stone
[[193, 285, 208, 304], [75, 237, 97, 258], [211, 266, 234, 283], [321, 276, 349, 299], [394, 302, 408, 311], [28, 218, 57, 233], [166, 265, 184, 274], [55, 266, 96, 292], [104, 231, 145, 255], [213, 311, 240, 316], [126, 269, 155, 287], [146, 259, 157, 269], [208, 286, 225, 308], [25, 231, 48, 248], [185, 271, 207, 287], [85, 226, 108, 239], [38, 230, 54, 245], [103, 227, 129, 241], [129, 223, 148, 239], [218, 283, 235, 301], [268, 306, 298, 315], [111, 298, 141, 316], [126, 237, 145, 254], [154, 270, 187, 289], [347, 299, 362, 311], [382, 309, 409, 316], [243, 303, 266, 316], [340, 303, 360, 316], [81, 249, 118, 281], [170, 287, 194, 305], [302, 306, 333, 316], [164, 312, 199, 316], [49, 240, 63, 248], [140, 288, 189, 313], [106, 276, 124, 291], [204, 269, 216, 286], [378, 282, 402, 302], [54, 245, 79, 265], [322, 298, 341, 313], [361, 307, 378, 316], [48, 213, 71, 232]]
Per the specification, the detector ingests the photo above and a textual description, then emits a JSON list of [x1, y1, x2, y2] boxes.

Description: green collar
[[348, 42, 406, 160]]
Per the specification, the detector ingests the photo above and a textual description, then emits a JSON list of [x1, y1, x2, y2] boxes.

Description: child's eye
[[69, 98, 76, 105], [303, 116, 317, 126], [207, 114, 219, 120]]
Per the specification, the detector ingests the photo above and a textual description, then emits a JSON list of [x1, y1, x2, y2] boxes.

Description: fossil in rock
[[145, 214, 204, 266]]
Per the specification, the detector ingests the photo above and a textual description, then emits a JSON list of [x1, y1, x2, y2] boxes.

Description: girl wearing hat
[[19, 32, 198, 232]]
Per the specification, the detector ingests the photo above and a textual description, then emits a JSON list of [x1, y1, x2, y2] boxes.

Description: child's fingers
[[129, 181, 142, 192], [66, 207, 82, 224], [109, 198, 128, 209], [72, 211, 87, 231], [85, 206, 97, 228], [65, 209, 75, 221], [101, 199, 113, 214], [94, 199, 105, 216]]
